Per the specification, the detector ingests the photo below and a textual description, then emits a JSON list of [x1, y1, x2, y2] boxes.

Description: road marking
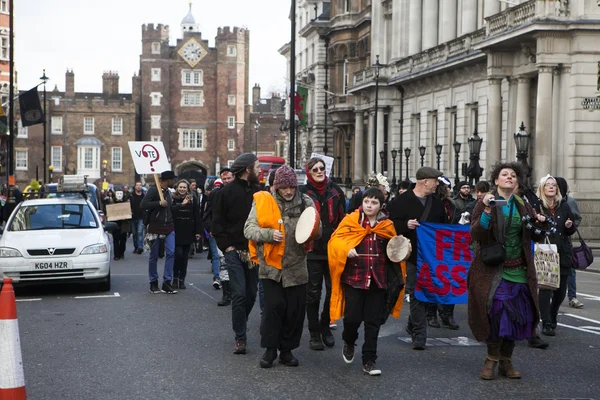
[[560, 313, 600, 325], [73, 292, 121, 299], [397, 337, 481, 346], [557, 323, 600, 336], [580, 326, 600, 332], [187, 282, 218, 301], [16, 298, 42, 302], [577, 292, 600, 302]]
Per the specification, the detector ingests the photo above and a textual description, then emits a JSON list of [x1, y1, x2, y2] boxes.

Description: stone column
[[461, 0, 478, 35], [515, 76, 531, 132], [506, 77, 518, 162], [422, 0, 439, 50], [486, 78, 502, 167], [376, 109, 385, 173], [392, 0, 402, 59], [442, 0, 458, 43], [409, 0, 423, 55], [368, 111, 375, 174], [484, 0, 500, 18], [551, 68, 561, 176], [561, 66, 574, 181], [354, 111, 365, 182], [534, 66, 554, 180]]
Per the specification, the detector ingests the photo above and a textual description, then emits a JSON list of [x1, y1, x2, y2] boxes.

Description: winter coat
[[468, 195, 545, 342], [538, 200, 576, 273], [172, 194, 202, 246], [130, 191, 145, 220], [211, 177, 260, 252], [347, 191, 363, 213], [244, 190, 318, 287], [140, 185, 174, 234], [202, 188, 220, 233], [300, 180, 346, 260], [453, 193, 475, 216]]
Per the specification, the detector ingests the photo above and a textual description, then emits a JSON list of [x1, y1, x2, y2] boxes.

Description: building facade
[[0, 0, 11, 183], [134, 4, 250, 182], [248, 84, 288, 158]]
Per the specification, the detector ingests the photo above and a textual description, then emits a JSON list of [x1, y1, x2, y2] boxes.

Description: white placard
[[128, 142, 171, 174], [310, 153, 335, 178]]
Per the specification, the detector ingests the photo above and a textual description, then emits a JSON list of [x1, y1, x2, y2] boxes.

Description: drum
[[295, 207, 321, 244], [386, 235, 412, 263]]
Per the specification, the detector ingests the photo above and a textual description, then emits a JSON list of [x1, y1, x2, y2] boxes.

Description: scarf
[[306, 164, 328, 195]]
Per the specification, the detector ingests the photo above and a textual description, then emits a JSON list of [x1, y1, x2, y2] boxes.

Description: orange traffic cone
[[0, 278, 27, 400]]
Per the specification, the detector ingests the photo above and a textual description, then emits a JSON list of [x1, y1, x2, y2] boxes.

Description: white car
[[0, 197, 113, 291]]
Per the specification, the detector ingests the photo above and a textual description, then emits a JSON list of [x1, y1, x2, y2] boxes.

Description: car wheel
[[98, 271, 111, 292]]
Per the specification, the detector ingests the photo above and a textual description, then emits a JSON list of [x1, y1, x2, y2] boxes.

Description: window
[[15, 150, 27, 170], [151, 115, 161, 129], [227, 139, 235, 151], [112, 147, 122, 172], [227, 160, 235, 167], [228, 95, 236, 106], [152, 42, 160, 54], [151, 135, 161, 142], [1, 37, 7, 59], [181, 90, 204, 107], [51, 116, 63, 134], [150, 92, 162, 106], [181, 70, 203, 86], [17, 120, 27, 138], [0, 1, 7, 12], [84, 117, 94, 134], [276, 141, 285, 157], [345, 0, 351, 13], [77, 146, 101, 178], [227, 116, 235, 129], [179, 128, 205, 150], [343, 57, 349, 94], [151, 68, 161, 82], [112, 117, 123, 135], [227, 45, 237, 57], [51, 146, 62, 172]]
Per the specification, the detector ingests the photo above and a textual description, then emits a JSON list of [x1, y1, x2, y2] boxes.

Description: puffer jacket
[[244, 190, 320, 288]]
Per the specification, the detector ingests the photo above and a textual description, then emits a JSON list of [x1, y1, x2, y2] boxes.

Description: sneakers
[[528, 336, 549, 349], [342, 341, 355, 364], [233, 339, 247, 355], [569, 298, 584, 309], [213, 278, 222, 290], [161, 281, 178, 294], [149, 281, 161, 294], [363, 360, 382, 376]]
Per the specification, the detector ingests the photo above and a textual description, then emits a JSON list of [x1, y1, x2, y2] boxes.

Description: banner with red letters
[[415, 223, 473, 304]]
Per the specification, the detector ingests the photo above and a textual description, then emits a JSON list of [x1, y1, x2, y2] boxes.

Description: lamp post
[[102, 159, 108, 186], [372, 55, 382, 173], [345, 140, 352, 187], [390, 148, 398, 194], [435, 143, 443, 171], [404, 147, 411, 180], [48, 165, 54, 183], [336, 155, 342, 183], [379, 150, 385, 176], [514, 121, 531, 185], [453, 140, 461, 188], [254, 120, 260, 155], [41, 69, 49, 183], [419, 145, 426, 167], [466, 128, 483, 185]]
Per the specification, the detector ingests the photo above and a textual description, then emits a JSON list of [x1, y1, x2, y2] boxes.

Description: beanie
[[273, 165, 298, 189]]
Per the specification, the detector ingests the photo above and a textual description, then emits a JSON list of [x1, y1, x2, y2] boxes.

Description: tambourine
[[386, 235, 412, 263], [522, 214, 557, 237]]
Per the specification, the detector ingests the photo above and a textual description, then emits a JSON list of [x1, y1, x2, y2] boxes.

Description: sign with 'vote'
[[415, 223, 473, 305], [128, 141, 171, 175]]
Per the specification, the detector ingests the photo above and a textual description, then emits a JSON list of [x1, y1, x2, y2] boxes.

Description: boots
[[172, 278, 180, 289], [480, 342, 501, 380], [179, 278, 186, 289], [260, 348, 278, 368], [499, 340, 521, 379], [309, 332, 325, 351], [218, 281, 231, 306]]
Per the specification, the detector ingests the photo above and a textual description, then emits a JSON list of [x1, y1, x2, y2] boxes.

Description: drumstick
[[356, 253, 379, 257]]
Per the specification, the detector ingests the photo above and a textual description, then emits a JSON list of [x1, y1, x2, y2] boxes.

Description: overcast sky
[[15, 0, 290, 98]]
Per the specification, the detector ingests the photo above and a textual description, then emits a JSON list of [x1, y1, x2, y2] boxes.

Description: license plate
[[32, 260, 72, 270]]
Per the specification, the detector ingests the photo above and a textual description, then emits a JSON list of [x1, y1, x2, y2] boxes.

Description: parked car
[[45, 182, 106, 225]]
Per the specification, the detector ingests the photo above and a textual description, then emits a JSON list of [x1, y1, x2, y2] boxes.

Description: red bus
[[258, 155, 286, 185]]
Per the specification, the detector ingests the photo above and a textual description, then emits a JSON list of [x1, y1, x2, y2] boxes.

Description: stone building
[[0, 0, 11, 184], [134, 4, 250, 182], [248, 84, 288, 158], [348, 0, 600, 239]]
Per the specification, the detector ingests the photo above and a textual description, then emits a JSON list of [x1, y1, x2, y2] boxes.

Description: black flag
[[19, 87, 44, 127]]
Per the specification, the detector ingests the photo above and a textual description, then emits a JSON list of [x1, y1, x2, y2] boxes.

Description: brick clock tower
[[134, 3, 250, 184]]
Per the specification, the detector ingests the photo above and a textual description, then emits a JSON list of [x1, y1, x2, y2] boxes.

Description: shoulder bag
[[572, 228, 594, 269]]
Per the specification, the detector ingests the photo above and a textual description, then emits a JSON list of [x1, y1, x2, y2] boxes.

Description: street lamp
[[466, 128, 483, 185], [336, 155, 342, 183], [254, 120, 260, 155], [435, 143, 443, 171], [345, 140, 352, 187], [404, 147, 411, 180], [48, 165, 54, 183], [453, 140, 462, 188], [390, 148, 398, 193], [102, 159, 108, 187], [41, 69, 49, 183], [514, 121, 531, 183], [419, 145, 426, 167], [379, 150, 385, 176], [372, 55, 383, 173]]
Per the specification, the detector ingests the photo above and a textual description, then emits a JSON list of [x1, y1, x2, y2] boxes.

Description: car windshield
[[9, 203, 98, 231]]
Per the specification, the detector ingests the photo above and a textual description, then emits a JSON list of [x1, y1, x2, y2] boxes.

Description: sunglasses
[[311, 166, 326, 173]]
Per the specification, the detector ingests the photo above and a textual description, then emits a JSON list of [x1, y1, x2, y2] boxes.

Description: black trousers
[[113, 231, 127, 258], [405, 262, 427, 341], [260, 279, 306, 352], [306, 259, 332, 333], [342, 284, 386, 364], [426, 303, 455, 319], [174, 244, 191, 280], [539, 273, 569, 326]]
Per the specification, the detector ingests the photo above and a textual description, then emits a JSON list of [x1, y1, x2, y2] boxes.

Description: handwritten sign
[[105, 202, 132, 222], [415, 223, 473, 304], [128, 142, 170, 174], [310, 152, 335, 178]]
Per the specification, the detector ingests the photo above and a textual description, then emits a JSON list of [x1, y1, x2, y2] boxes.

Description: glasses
[[311, 166, 325, 173], [544, 183, 557, 188]]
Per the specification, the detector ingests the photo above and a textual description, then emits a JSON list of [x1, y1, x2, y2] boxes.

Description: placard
[[105, 202, 132, 222], [310, 152, 335, 178], [128, 141, 171, 174]]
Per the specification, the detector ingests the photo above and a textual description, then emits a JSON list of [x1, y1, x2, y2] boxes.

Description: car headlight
[[0, 247, 23, 257], [80, 244, 108, 255]]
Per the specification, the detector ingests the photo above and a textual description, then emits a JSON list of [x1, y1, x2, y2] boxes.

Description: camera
[[488, 198, 507, 207]]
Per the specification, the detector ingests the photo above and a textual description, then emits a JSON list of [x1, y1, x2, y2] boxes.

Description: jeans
[[306, 259, 332, 333], [567, 268, 578, 300], [225, 250, 259, 341], [208, 237, 220, 280], [174, 244, 191, 280], [148, 231, 175, 283], [130, 219, 144, 250], [260, 279, 306, 351], [539, 274, 568, 327]]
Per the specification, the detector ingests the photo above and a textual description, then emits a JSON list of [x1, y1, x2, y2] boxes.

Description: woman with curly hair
[[469, 162, 546, 380]]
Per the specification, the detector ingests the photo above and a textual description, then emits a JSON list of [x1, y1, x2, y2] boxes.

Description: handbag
[[534, 237, 560, 290], [480, 202, 513, 267], [572, 228, 594, 269]]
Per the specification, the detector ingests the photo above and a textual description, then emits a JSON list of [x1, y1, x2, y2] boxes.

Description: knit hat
[[230, 153, 258, 175], [457, 181, 471, 189], [273, 165, 298, 189], [213, 178, 223, 187]]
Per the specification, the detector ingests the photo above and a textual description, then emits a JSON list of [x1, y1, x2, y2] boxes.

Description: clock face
[[178, 39, 206, 67]]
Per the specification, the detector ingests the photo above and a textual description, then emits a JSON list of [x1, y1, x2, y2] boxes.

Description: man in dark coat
[[387, 166, 447, 350], [130, 182, 146, 254], [212, 153, 261, 355], [453, 181, 475, 217]]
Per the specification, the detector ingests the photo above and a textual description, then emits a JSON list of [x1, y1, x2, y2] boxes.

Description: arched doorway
[[177, 161, 208, 189]]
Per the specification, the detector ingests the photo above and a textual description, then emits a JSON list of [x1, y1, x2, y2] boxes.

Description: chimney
[[252, 83, 261, 110], [102, 71, 120, 99], [65, 70, 75, 98]]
